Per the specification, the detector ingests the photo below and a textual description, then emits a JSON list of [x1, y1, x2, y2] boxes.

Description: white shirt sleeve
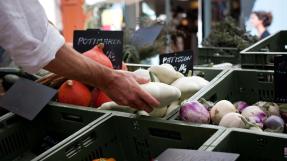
[[0, 0, 65, 74]]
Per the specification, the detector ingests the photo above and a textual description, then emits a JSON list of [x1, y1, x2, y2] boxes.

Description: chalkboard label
[[131, 25, 163, 48], [274, 55, 287, 103], [155, 149, 239, 161], [0, 78, 57, 120], [159, 50, 193, 75], [73, 29, 123, 69]]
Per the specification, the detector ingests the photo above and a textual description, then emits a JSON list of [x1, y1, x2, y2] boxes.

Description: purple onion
[[257, 112, 267, 122], [264, 115, 285, 133], [248, 116, 264, 128], [180, 101, 210, 123], [233, 101, 248, 113], [242, 106, 267, 122]]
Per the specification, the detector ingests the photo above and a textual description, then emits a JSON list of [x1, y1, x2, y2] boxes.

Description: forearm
[[44, 44, 159, 111], [44, 44, 114, 89]]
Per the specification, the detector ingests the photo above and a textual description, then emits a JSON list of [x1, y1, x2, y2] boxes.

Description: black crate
[[169, 68, 275, 121], [0, 102, 109, 161], [207, 128, 287, 161], [197, 47, 240, 65], [35, 115, 225, 161], [241, 30, 287, 70]]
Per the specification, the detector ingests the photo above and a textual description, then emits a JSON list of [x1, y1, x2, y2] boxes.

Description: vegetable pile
[[98, 63, 210, 118], [180, 99, 287, 134], [55, 44, 210, 118]]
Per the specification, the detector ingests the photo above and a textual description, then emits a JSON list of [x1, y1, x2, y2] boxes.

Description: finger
[[131, 98, 153, 113], [132, 73, 149, 84], [137, 88, 160, 108], [138, 98, 153, 113]]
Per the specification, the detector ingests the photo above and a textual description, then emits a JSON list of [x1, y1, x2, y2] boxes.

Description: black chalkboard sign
[[131, 25, 163, 48], [155, 149, 239, 161], [274, 55, 287, 103], [73, 29, 123, 69], [0, 78, 57, 120], [159, 50, 193, 75]]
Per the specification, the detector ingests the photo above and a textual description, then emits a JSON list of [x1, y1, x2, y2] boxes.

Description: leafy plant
[[202, 17, 258, 50]]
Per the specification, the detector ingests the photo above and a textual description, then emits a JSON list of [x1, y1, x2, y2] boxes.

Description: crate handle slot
[[62, 113, 83, 123], [65, 132, 97, 158], [149, 128, 181, 140], [256, 138, 267, 147], [65, 143, 82, 158]]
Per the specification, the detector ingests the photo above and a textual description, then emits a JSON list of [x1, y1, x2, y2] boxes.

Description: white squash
[[98, 82, 181, 112], [133, 69, 159, 82], [98, 102, 136, 113], [141, 82, 181, 107], [148, 64, 184, 84], [171, 76, 209, 100]]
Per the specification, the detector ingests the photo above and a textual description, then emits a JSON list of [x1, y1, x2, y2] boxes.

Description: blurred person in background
[[250, 11, 273, 39]]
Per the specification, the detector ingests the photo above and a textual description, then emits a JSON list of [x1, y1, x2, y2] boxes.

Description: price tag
[[155, 149, 239, 161], [159, 50, 193, 75], [73, 29, 123, 69], [274, 55, 287, 103]]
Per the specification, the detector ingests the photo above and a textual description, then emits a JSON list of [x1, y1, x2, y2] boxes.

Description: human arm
[[44, 44, 159, 112], [0, 0, 159, 112]]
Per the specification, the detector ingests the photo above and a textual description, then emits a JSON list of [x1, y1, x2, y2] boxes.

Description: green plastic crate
[[241, 30, 287, 70], [92, 63, 228, 119], [34, 115, 225, 161], [193, 68, 275, 103], [0, 102, 110, 161], [206, 128, 287, 161], [197, 47, 240, 65], [169, 68, 275, 121]]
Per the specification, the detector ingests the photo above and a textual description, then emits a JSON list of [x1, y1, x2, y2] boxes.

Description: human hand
[[101, 70, 160, 112]]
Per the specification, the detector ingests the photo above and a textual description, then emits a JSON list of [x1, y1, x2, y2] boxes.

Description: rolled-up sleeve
[[0, 0, 65, 74]]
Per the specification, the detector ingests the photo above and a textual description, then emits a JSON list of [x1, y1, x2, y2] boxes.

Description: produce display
[[98, 63, 210, 118], [57, 43, 122, 108], [54, 44, 210, 118], [179, 99, 287, 134]]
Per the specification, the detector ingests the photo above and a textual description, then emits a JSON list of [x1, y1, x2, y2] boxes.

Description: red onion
[[242, 106, 267, 122], [180, 101, 210, 123], [264, 115, 285, 133], [233, 101, 248, 113]]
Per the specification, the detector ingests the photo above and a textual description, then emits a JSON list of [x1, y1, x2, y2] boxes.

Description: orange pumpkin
[[93, 158, 116, 161], [91, 88, 112, 108], [58, 80, 92, 107], [83, 43, 113, 69]]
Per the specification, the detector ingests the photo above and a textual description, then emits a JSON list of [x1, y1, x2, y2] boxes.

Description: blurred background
[[39, 0, 287, 43], [1, 0, 284, 66]]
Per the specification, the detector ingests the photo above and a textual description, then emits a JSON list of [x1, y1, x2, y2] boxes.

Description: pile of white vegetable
[[180, 99, 287, 133], [98, 64, 210, 118]]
